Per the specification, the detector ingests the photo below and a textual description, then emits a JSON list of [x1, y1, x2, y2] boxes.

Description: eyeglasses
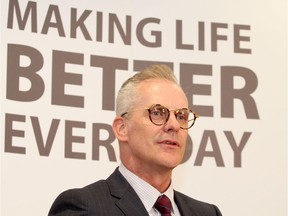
[[121, 104, 199, 129]]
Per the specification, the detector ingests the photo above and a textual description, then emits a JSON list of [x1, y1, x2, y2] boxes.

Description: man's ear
[[112, 116, 128, 142]]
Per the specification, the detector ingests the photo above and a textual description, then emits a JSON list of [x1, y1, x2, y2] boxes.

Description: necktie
[[154, 195, 172, 216]]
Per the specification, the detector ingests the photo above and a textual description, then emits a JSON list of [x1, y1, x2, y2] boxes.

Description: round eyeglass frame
[[121, 104, 199, 129]]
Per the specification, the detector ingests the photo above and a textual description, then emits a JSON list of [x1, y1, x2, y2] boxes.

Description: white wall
[[1, 0, 287, 215]]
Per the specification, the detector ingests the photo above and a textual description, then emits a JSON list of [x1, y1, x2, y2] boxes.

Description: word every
[[5, 113, 251, 167]]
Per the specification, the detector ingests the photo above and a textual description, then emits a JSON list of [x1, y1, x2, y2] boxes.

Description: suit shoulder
[[174, 190, 204, 204], [67, 179, 112, 203], [58, 179, 108, 196], [174, 191, 222, 216], [48, 180, 109, 215]]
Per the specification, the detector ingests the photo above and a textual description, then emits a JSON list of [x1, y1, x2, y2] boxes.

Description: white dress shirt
[[119, 163, 181, 216]]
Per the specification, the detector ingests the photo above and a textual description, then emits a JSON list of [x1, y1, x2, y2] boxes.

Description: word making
[[7, 0, 251, 53]]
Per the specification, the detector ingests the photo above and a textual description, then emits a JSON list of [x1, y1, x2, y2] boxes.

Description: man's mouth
[[160, 140, 179, 146]]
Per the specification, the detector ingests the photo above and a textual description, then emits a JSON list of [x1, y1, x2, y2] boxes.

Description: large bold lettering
[[136, 18, 161, 47], [90, 55, 128, 111], [31, 116, 60, 156], [52, 50, 84, 107], [92, 123, 116, 161], [41, 5, 65, 36], [71, 8, 92, 40], [234, 25, 251, 54], [180, 63, 213, 117], [109, 13, 131, 45], [221, 66, 259, 119], [7, 0, 37, 32], [5, 113, 26, 154], [65, 120, 86, 159], [7, 44, 44, 101], [194, 130, 225, 167], [176, 20, 194, 50], [211, 23, 228, 52], [225, 131, 251, 167]]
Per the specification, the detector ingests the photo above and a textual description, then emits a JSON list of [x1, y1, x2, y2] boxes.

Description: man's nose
[[163, 112, 181, 132]]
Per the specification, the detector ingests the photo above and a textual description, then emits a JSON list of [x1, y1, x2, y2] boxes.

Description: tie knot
[[154, 195, 172, 216]]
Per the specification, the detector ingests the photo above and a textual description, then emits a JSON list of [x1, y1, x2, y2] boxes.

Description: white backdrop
[[1, 0, 287, 215]]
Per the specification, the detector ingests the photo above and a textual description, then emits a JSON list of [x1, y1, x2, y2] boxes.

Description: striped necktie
[[154, 195, 172, 216]]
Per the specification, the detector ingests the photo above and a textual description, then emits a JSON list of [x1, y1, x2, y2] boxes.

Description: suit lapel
[[175, 194, 190, 216], [107, 168, 149, 216], [174, 191, 198, 216], [115, 190, 149, 216]]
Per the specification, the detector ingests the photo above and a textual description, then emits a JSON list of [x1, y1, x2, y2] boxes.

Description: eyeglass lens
[[148, 104, 196, 129]]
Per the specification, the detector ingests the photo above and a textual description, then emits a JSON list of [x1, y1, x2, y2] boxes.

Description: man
[[49, 64, 222, 216]]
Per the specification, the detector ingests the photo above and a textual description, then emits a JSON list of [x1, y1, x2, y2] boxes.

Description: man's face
[[123, 79, 189, 173]]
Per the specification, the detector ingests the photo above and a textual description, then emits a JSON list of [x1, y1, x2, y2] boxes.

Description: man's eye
[[176, 110, 189, 121], [151, 111, 161, 116], [152, 110, 165, 116], [176, 114, 186, 121]]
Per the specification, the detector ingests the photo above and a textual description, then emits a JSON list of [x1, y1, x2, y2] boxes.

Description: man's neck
[[123, 162, 173, 192]]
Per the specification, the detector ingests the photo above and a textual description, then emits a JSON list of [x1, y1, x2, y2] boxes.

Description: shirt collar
[[119, 163, 175, 213]]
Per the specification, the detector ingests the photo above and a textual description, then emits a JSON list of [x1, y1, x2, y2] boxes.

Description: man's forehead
[[135, 79, 188, 107]]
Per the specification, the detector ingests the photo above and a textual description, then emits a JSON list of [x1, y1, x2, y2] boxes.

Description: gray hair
[[115, 64, 179, 116]]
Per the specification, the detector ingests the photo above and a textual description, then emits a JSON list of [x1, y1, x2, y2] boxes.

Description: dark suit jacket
[[49, 168, 222, 216]]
